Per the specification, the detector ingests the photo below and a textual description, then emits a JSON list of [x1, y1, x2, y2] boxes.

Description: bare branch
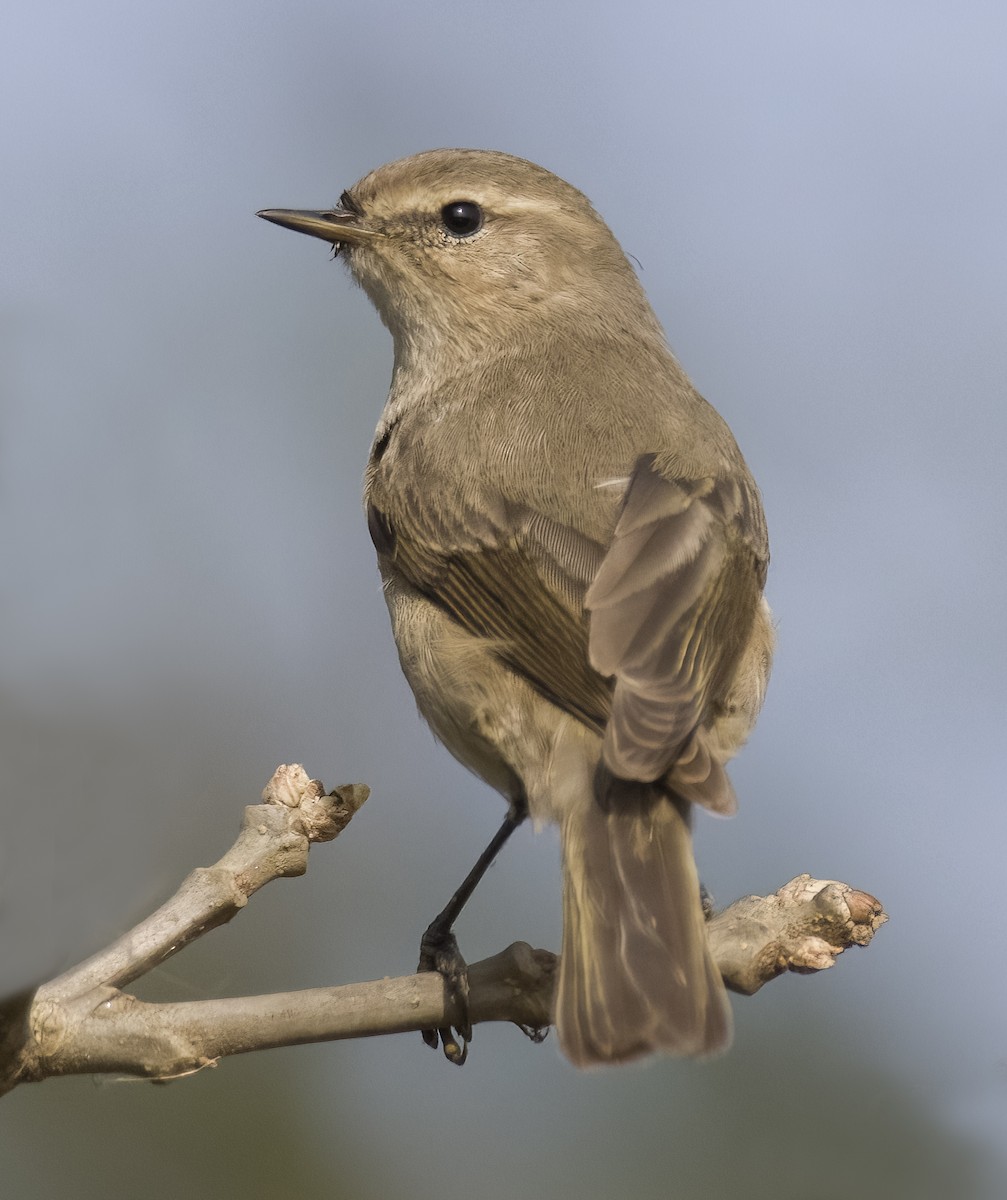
[[16, 943, 559, 1083], [707, 874, 887, 995], [44, 766, 367, 1007], [2, 766, 368, 1094], [0, 766, 886, 1093]]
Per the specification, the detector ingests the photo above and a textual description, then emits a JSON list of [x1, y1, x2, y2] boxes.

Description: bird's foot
[[418, 923, 471, 1066]]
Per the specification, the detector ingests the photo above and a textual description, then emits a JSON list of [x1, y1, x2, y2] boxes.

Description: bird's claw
[[418, 925, 472, 1066]]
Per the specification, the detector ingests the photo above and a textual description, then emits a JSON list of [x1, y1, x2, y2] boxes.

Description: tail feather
[[556, 789, 731, 1067]]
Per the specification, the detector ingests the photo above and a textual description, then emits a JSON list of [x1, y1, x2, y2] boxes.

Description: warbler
[[260, 149, 773, 1066]]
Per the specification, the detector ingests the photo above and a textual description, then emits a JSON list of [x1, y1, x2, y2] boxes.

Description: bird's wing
[[366, 501, 612, 731], [586, 453, 767, 790], [367, 451, 766, 798]]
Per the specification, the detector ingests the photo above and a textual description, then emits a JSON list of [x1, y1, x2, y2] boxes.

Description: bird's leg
[[418, 798, 527, 1065]]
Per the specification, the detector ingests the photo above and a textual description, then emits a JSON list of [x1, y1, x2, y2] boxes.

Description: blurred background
[[2, 2, 1005, 1196]]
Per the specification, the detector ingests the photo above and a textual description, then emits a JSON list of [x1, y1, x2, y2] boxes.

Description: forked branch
[[0, 765, 886, 1094]]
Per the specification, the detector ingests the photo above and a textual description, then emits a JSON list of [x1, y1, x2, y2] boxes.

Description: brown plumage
[[260, 149, 774, 1065]]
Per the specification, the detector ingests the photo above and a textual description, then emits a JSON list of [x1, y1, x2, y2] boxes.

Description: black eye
[[441, 201, 483, 237]]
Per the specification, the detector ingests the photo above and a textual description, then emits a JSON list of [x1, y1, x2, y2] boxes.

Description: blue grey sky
[[3, 3, 1005, 1196]]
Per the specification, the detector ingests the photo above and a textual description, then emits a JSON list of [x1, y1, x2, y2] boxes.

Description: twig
[[0, 765, 886, 1092]]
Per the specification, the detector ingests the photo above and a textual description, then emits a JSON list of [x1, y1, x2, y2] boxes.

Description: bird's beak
[[256, 207, 384, 247]]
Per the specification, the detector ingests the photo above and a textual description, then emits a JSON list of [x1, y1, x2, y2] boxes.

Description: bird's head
[[259, 148, 657, 361]]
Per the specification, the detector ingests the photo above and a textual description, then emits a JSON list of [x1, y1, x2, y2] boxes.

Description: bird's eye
[[440, 201, 483, 238]]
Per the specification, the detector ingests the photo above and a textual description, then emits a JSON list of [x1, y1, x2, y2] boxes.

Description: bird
[[259, 149, 774, 1068]]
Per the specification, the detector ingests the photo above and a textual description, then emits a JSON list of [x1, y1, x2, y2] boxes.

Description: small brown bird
[[260, 149, 773, 1067]]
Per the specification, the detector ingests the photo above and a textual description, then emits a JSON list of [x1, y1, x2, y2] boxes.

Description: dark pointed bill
[[256, 208, 383, 245]]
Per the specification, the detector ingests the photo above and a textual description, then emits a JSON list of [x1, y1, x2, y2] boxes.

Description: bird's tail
[[555, 786, 731, 1066]]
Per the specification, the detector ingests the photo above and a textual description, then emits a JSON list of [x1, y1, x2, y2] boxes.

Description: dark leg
[[418, 799, 527, 1065]]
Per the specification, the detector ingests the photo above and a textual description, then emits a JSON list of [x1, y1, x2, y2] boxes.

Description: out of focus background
[[3, 3, 1005, 1197]]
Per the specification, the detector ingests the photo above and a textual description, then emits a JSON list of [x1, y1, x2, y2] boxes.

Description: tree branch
[[0, 765, 886, 1093]]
